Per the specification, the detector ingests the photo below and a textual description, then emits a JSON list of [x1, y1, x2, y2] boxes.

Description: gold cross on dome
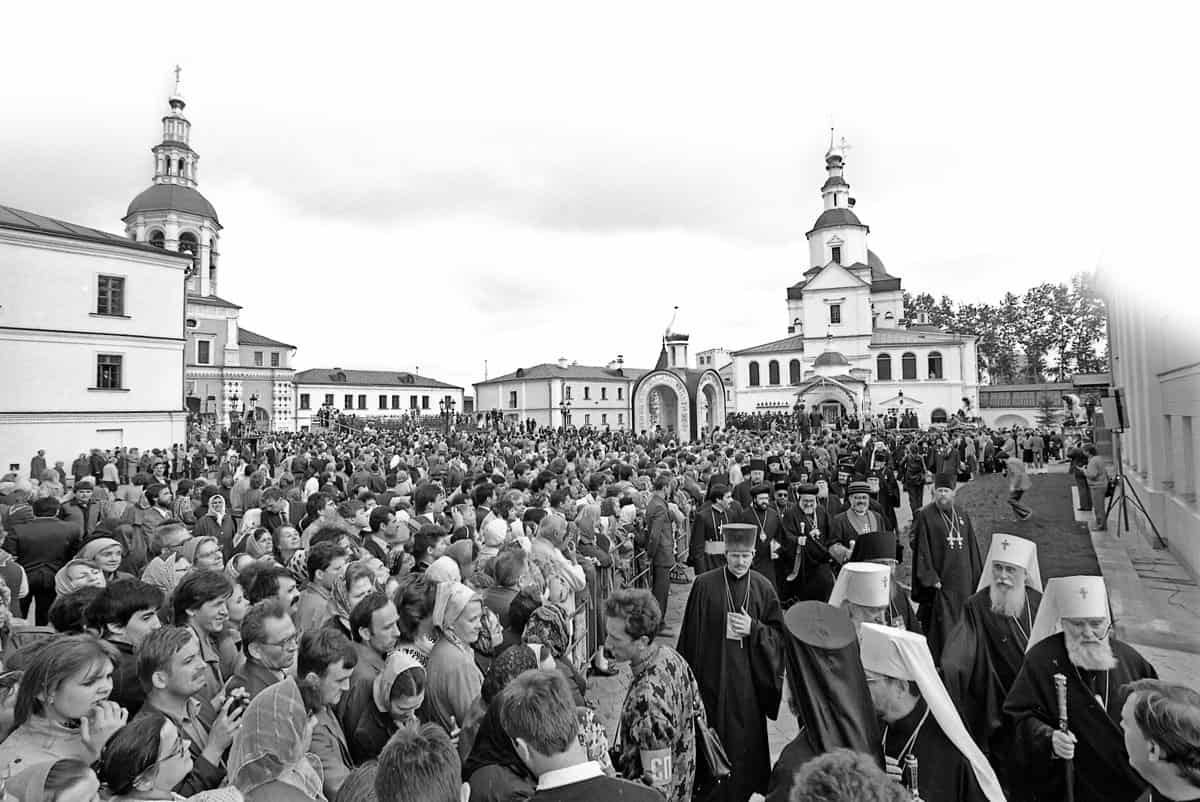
[[174, 64, 182, 82], [1079, 587, 1089, 599], [1001, 538, 1011, 550]]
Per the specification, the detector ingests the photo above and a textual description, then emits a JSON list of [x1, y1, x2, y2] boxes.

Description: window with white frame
[[254, 351, 264, 367], [271, 352, 280, 367], [299, 394, 311, 410], [830, 304, 842, 325], [97, 275, 125, 316], [96, 354, 123, 389], [196, 340, 212, 365]]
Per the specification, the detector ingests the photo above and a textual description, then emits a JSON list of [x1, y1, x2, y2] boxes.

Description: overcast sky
[[2, 3, 1195, 391]]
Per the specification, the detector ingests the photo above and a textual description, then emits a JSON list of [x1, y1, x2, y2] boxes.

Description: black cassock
[[778, 506, 836, 605], [942, 587, 1042, 799], [690, 503, 729, 575], [678, 567, 786, 802], [910, 501, 983, 662], [884, 698, 990, 802], [1003, 633, 1158, 802], [738, 505, 782, 589]]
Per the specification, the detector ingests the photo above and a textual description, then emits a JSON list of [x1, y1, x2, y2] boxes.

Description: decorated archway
[[634, 371, 690, 440], [696, 371, 727, 434]]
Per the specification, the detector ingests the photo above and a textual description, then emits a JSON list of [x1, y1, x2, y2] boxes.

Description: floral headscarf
[[227, 677, 325, 801], [53, 559, 106, 596], [372, 651, 424, 714], [521, 603, 570, 658], [78, 538, 122, 565]]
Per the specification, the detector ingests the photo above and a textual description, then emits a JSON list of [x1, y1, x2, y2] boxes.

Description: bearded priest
[[1004, 575, 1158, 802], [941, 533, 1043, 799]]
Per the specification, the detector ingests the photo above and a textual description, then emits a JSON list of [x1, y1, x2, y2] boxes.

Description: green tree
[[1069, 271, 1109, 374]]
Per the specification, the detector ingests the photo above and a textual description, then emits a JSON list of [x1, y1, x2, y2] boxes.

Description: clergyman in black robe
[[737, 483, 782, 589], [678, 559, 786, 802], [882, 696, 992, 802], [910, 481, 983, 662], [942, 584, 1042, 798], [765, 602, 882, 802], [1004, 631, 1158, 802], [690, 493, 731, 575], [778, 488, 835, 605]]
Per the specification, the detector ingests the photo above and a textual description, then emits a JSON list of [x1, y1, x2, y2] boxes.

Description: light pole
[[439, 398, 456, 435], [897, 389, 904, 429], [559, 398, 571, 428]]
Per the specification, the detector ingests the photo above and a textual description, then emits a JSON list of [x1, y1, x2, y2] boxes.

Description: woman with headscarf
[[78, 537, 134, 584], [461, 644, 542, 802], [423, 580, 484, 733], [178, 536, 225, 574], [424, 555, 462, 585], [195, 493, 236, 561], [53, 559, 106, 597], [520, 603, 587, 705], [349, 651, 426, 765], [240, 527, 278, 564], [574, 504, 616, 676], [4, 758, 100, 802], [325, 562, 377, 641], [227, 676, 326, 802]]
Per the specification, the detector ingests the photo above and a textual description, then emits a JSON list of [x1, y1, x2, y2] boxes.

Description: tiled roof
[[0, 203, 192, 258], [480, 363, 648, 384], [870, 326, 969, 347], [239, 327, 295, 349], [187, 294, 242, 309], [294, 368, 462, 389], [731, 334, 805, 356]]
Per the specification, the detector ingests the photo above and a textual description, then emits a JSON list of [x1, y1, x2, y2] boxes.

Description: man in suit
[[639, 474, 677, 635], [5, 496, 82, 625]]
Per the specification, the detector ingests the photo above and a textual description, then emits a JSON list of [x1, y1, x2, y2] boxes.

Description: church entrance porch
[[819, 400, 845, 423], [633, 371, 691, 441]]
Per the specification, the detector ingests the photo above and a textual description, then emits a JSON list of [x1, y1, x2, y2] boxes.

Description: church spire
[[153, 66, 199, 187], [821, 129, 851, 211]]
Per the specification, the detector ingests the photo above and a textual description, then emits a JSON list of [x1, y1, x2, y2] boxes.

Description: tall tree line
[[902, 271, 1108, 384]]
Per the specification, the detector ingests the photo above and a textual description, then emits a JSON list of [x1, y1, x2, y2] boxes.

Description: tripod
[[1104, 431, 1168, 548]]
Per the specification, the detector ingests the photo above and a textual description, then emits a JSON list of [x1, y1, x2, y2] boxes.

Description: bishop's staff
[[1054, 672, 1075, 802]]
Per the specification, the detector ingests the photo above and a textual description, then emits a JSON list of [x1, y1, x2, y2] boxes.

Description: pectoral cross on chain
[[947, 530, 964, 549]]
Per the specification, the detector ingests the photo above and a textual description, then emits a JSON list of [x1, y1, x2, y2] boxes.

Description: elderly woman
[[521, 603, 587, 704], [228, 677, 326, 802], [325, 562, 377, 641], [179, 536, 225, 573], [423, 581, 484, 733], [0, 635, 128, 777], [78, 537, 133, 584], [349, 651, 426, 765], [195, 493, 236, 561], [53, 559, 106, 597], [241, 526, 277, 563]]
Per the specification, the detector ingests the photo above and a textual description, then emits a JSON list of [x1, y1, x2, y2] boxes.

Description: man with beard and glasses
[[910, 472, 983, 663], [678, 523, 786, 802], [859, 623, 1006, 802], [778, 484, 836, 606], [738, 482, 782, 588], [941, 534, 1043, 798], [1005, 575, 1158, 802]]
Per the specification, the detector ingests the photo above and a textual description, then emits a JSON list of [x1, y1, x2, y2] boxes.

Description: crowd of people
[[0, 415, 1193, 802]]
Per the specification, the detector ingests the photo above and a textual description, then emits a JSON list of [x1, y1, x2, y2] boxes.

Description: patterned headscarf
[[227, 677, 325, 801], [372, 651, 424, 713], [78, 538, 122, 564], [521, 603, 570, 658], [480, 644, 539, 704], [53, 559, 106, 596]]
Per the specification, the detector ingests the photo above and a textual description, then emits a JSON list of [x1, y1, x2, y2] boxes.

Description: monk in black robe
[[1004, 631, 1157, 802], [778, 486, 835, 605], [911, 475, 983, 662], [679, 535, 786, 802], [942, 583, 1042, 798], [766, 602, 882, 802], [689, 487, 732, 575], [737, 483, 782, 589]]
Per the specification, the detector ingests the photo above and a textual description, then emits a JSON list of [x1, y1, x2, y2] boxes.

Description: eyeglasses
[[263, 634, 300, 650]]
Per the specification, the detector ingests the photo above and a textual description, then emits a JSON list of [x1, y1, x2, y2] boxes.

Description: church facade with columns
[[123, 70, 297, 432], [729, 138, 980, 426]]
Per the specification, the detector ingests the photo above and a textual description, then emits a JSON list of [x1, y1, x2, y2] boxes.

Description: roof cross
[[175, 64, 182, 83]]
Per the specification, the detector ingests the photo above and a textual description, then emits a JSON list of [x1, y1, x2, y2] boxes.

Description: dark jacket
[[4, 516, 81, 587], [60, 499, 101, 539], [223, 657, 284, 702]]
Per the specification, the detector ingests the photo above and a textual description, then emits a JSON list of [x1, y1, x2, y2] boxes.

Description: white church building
[[730, 138, 979, 425]]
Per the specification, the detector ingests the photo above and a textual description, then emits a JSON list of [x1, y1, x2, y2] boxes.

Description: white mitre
[[1027, 575, 1109, 650], [859, 623, 1005, 802], [829, 562, 891, 608], [976, 533, 1042, 592]]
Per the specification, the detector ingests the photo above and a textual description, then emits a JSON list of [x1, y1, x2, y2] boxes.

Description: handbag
[[692, 688, 732, 800]]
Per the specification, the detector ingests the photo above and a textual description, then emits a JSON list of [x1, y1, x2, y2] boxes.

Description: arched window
[[930, 408, 949, 424], [178, 232, 197, 255], [876, 353, 892, 381], [148, 230, 165, 248], [928, 351, 944, 380], [178, 158, 185, 175], [901, 352, 917, 380], [789, 359, 802, 384], [748, 361, 761, 387], [768, 360, 780, 385]]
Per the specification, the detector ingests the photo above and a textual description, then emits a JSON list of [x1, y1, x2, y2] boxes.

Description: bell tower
[[123, 67, 222, 297]]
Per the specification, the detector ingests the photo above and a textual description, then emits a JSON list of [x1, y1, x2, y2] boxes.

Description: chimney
[[557, 357, 568, 369]]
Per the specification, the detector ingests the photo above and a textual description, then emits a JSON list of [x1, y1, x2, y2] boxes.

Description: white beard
[[1066, 636, 1118, 671], [989, 583, 1027, 618]]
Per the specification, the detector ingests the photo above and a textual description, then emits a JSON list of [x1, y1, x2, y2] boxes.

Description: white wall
[[473, 377, 634, 428], [1, 412, 186, 476], [295, 383, 464, 428], [808, 226, 868, 269]]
